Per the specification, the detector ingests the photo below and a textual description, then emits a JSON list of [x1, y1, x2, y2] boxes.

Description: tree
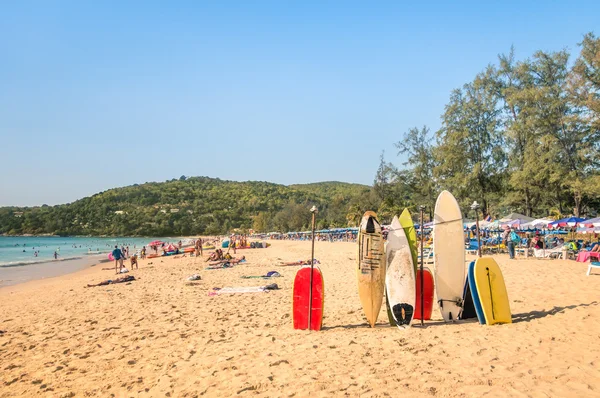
[[395, 126, 437, 218], [434, 74, 506, 215], [253, 212, 270, 232]]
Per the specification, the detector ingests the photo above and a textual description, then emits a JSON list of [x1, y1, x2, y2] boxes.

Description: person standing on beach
[[195, 238, 203, 259], [112, 246, 124, 274], [54, 251, 58, 260], [502, 226, 514, 259]]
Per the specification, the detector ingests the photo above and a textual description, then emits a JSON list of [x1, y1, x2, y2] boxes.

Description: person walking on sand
[[112, 245, 124, 274]]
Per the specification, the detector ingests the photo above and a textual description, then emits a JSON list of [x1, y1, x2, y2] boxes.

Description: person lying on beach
[[207, 256, 246, 266], [279, 259, 320, 266], [86, 275, 135, 288]]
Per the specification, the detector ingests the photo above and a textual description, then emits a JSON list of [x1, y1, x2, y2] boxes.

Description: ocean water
[[0, 236, 186, 287]]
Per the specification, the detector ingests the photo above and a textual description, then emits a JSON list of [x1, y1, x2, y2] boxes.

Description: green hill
[[0, 177, 370, 236]]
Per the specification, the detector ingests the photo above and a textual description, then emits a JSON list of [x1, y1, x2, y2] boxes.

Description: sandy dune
[[1, 240, 600, 397]]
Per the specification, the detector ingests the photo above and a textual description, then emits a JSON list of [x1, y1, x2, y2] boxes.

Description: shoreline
[[0, 236, 202, 288], [0, 254, 112, 288]]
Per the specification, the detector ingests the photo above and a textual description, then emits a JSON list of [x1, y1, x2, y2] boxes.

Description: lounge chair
[[588, 262, 600, 276]]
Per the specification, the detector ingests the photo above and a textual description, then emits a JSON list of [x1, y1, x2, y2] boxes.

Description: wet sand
[[1, 240, 599, 397]]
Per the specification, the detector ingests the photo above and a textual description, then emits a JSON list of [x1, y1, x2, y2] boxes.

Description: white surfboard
[[386, 216, 416, 329], [433, 190, 465, 321]]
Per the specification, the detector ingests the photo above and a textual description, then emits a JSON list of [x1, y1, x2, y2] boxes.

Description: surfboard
[[473, 257, 512, 325], [358, 211, 385, 328], [433, 190, 465, 322], [385, 216, 415, 328], [468, 260, 485, 324], [414, 268, 434, 320], [385, 217, 403, 326], [293, 265, 324, 330], [460, 261, 479, 320], [399, 208, 418, 272]]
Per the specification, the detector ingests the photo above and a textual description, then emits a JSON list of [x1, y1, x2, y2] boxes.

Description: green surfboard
[[399, 208, 418, 272]]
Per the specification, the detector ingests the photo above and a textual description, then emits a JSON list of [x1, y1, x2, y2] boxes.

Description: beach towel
[[208, 284, 279, 296], [240, 271, 281, 279], [205, 262, 235, 270], [278, 259, 320, 267]]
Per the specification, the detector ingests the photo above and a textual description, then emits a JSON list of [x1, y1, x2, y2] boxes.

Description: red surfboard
[[293, 265, 324, 330], [414, 268, 434, 320]]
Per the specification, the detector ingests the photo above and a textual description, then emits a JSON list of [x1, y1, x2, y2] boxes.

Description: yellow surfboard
[[473, 258, 512, 325], [358, 211, 385, 328]]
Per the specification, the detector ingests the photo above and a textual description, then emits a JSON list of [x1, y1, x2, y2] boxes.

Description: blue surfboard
[[468, 261, 486, 324]]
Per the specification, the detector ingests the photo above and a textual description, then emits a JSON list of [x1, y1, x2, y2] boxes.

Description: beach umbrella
[[498, 213, 535, 222], [520, 218, 552, 229], [549, 217, 586, 228], [149, 240, 163, 246], [580, 217, 600, 228], [482, 220, 501, 230], [576, 226, 596, 234]]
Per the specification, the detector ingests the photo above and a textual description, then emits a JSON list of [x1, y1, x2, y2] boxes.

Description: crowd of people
[[496, 226, 585, 259], [270, 231, 357, 242]]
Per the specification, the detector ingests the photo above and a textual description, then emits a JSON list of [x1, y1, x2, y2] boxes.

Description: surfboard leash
[[486, 267, 495, 321], [385, 218, 463, 233]]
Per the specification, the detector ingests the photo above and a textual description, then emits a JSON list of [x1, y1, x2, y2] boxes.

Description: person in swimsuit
[[86, 275, 135, 287], [130, 254, 139, 270], [112, 246, 124, 274]]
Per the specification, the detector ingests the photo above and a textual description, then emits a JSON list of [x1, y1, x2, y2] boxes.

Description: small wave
[[0, 256, 84, 268]]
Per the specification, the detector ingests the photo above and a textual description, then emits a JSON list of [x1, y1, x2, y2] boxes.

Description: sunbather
[[208, 256, 246, 266], [280, 259, 319, 266], [86, 275, 135, 287], [206, 249, 224, 262]]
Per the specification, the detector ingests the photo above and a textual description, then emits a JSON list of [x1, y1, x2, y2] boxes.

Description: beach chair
[[587, 262, 600, 276], [465, 240, 478, 255], [417, 250, 434, 265]]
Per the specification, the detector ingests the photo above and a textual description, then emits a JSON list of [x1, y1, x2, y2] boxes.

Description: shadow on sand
[[322, 317, 481, 330], [512, 301, 599, 323]]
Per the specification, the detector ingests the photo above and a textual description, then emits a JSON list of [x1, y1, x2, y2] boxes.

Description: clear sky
[[1, 1, 598, 206]]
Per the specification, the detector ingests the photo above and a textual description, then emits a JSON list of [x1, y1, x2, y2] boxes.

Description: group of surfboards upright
[[293, 190, 512, 331]]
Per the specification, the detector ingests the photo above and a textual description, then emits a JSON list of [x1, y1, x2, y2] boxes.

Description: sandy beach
[[1, 240, 600, 397]]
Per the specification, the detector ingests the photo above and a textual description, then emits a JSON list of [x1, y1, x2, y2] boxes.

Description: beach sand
[[1, 240, 600, 397]]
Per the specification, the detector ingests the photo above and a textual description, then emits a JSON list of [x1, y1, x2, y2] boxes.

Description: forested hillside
[[0, 177, 371, 236]]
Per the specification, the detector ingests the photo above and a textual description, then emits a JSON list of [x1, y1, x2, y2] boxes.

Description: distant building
[[170, 209, 179, 213], [160, 209, 167, 214], [187, 210, 194, 214], [14, 212, 23, 217], [114, 211, 125, 215]]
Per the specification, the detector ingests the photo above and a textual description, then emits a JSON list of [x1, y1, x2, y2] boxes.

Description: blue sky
[[1, 1, 598, 206]]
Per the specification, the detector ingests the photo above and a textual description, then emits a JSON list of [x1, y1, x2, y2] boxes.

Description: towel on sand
[[240, 271, 281, 279], [208, 284, 279, 296]]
